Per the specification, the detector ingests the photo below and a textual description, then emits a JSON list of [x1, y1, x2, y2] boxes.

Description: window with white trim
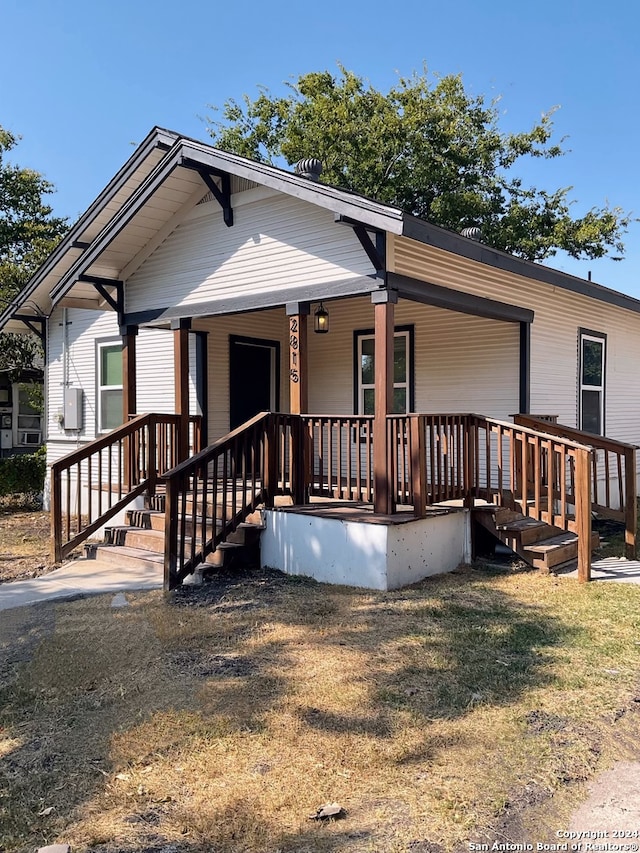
[[355, 327, 413, 415], [579, 330, 606, 434], [13, 384, 43, 446], [98, 341, 123, 431]]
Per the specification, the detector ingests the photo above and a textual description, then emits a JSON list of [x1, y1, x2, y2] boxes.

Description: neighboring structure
[[0, 369, 44, 458], [0, 128, 637, 588]]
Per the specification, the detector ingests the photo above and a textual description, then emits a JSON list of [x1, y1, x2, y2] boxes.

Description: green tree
[[207, 66, 629, 262], [0, 126, 67, 375]]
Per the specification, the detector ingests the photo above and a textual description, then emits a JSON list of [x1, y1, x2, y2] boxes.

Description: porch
[[50, 409, 637, 590]]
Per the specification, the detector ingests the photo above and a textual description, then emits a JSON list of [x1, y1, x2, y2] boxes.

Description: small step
[[496, 516, 564, 547], [89, 544, 165, 572], [125, 509, 217, 539], [204, 541, 245, 569], [105, 526, 165, 553], [226, 522, 264, 546], [523, 531, 599, 571], [126, 509, 164, 531]]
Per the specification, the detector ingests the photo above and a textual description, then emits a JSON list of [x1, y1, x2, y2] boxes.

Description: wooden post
[[410, 415, 427, 518], [163, 474, 179, 591], [372, 291, 397, 515], [286, 303, 310, 504], [575, 448, 592, 583], [122, 325, 138, 420], [122, 325, 138, 488], [148, 414, 158, 498], [463, 415, 475, 510], [287, 307, 309, 414], [624, 446, 637, 560], [50, 465, 62, 564], [172, 319, 191, 464], [263, 414, 277, 507]]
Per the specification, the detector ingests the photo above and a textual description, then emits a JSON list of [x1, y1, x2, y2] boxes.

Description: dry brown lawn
[[1, 549, 640, 853], [0, 505, 53, 583]]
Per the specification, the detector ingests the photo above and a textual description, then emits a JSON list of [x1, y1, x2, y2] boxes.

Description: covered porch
[[50, 280, 638, 590]]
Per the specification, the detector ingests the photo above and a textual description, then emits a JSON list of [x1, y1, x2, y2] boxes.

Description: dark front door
[[229, 335, 280, 429]]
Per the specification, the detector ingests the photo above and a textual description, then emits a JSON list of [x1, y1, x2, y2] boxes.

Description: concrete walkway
[[560, 555, 640, 583], [2, 552, 640, 613], [0, 558, 163, 611]]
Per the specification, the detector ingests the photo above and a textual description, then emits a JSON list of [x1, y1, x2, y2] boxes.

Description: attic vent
[[460, 226, 483, 242], [294, 158, 323, 182]]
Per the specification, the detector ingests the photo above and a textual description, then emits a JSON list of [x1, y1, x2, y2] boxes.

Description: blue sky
[[2, 0, 639, 295]]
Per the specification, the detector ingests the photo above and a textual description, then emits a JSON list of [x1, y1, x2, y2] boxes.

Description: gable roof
[[3, 128, 640, 332]]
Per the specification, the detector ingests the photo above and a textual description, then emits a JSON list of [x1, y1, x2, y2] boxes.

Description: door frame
[[229, 334, 280, 428]]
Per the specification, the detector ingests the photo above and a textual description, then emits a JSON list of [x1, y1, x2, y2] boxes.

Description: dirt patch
[[0, 508, 53, 583]]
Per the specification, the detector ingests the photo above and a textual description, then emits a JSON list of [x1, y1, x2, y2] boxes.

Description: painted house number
[[289, 317, 299, 383]]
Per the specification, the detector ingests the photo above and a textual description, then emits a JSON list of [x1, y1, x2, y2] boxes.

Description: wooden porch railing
[[61, 407, 635, 588], [514, 414, 637, 559], [161, 412, 303, 589], [469, 414, 596, 581], [303, 415, 374, 502], [51, 413, 201, 563], [388, 414, 471, 510]]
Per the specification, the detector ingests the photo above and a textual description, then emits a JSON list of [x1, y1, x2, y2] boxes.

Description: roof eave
[[401, 213, 640, 316], [0, 127, 180, 331]]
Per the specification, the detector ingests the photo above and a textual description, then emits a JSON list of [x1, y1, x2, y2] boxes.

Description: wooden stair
[[85, 495, 265, 579], [473, 506, 600, 571]]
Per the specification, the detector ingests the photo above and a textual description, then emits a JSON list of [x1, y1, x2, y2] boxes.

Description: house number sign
[[289, 316, 299, 383]]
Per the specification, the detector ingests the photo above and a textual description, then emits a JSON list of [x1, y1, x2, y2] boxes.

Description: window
[[98, 342, 123, 431], [354, 326, 414, 414], [579, 330, 606, 434], [14, 384, 43, 446]]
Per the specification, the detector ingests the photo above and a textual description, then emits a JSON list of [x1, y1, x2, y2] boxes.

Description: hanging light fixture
[[314, 301, 329, 334]]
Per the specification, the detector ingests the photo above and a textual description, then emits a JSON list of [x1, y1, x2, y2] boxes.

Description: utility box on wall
[[64, 387, 83, 431]]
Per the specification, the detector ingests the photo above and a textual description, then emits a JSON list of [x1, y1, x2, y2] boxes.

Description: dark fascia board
[[0, 127, 179, 331], [401, 214, 640, 317], [388, 272, 534, 324], [174, 140, 405, 234], [123, 276, 380, 327]]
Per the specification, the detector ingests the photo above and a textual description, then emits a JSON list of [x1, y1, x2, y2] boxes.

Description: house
[[0, 127, 637, 589]]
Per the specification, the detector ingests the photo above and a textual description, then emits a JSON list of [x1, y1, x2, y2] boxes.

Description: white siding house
[[1, 128, 638, 588]]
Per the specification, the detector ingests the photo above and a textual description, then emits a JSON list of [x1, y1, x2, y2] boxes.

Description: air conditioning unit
[[19, 430, 42, 446]]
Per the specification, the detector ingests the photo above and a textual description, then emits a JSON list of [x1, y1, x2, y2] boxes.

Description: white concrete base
[[260, 509, 471, 590]]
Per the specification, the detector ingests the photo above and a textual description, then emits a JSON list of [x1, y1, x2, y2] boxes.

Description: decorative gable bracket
[[179, 157, 233, 227], [11, 314, 46, 345], [79, 276, 124, 317], [335, 215, 386, 278]]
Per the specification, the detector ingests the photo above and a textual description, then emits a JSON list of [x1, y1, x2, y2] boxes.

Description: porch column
[[286, 302, 309, 504], [286, 302, 309, 414], [519, 321, 530, 414], [372, 290, 397, 515], [172, 318, 191, 463], [121, 324, 138, 489], [121, 324, 138, 420]]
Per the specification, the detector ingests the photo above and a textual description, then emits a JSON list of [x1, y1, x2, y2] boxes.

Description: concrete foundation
[[260, 507, 471, 590]]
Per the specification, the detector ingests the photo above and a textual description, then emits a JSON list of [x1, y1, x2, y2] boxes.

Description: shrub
[[0, 446, 46, 504]]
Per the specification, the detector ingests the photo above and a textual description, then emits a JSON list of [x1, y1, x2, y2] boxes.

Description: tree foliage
[[0, 126, 67, 375], [208, 67, 629, 262]]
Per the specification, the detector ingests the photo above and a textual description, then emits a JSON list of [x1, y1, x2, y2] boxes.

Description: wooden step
[[125, 509, 217, 539], [522, 531, 600, 571], [496, 516, 565, 547], [473, 506, 600, 572], [89, 544, 165, 572], [105, 526, 165, 553]]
